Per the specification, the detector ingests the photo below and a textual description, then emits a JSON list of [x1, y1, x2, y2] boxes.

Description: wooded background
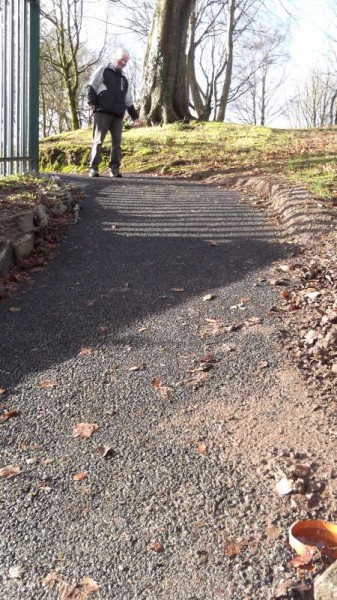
[[39, 0, 337, 136]]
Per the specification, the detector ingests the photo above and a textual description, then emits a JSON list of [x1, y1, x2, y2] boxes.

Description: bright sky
[[289, 0, 331, 73]]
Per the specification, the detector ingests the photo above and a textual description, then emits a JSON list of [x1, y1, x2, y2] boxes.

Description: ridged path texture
[[1, 176, 310, 599]]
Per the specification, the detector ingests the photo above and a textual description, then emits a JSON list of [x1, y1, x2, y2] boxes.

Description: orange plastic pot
[[289, 519, 337, 559]]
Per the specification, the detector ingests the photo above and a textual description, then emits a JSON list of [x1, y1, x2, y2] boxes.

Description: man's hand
[[133, 119, 142, 128]]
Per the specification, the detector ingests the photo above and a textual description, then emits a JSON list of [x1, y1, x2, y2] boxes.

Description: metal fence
[[0, 0, 39, 176]]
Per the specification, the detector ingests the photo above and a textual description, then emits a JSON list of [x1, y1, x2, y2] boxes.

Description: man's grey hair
[[113, 48, 130, 60]]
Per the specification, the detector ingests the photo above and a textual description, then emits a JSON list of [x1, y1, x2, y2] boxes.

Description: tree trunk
[[216, 0, 235, 122], [140, 0, 196, 124], [188, 8, 204, 119]]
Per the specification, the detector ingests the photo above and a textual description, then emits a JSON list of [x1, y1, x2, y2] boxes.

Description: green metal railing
[[0, 0, 40, 176]]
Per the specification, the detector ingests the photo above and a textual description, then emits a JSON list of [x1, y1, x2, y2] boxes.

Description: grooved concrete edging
[[314, 561, 337, 599], [0, 189, 76, 277], [229, 175, 336, 245]]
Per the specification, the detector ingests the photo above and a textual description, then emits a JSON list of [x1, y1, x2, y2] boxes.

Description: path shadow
[[0, 175, 292, 390]]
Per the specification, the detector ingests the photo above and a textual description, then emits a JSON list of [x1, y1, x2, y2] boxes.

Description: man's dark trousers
[[90, 112, 123, 172]]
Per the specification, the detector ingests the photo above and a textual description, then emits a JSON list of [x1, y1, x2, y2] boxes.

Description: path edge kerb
[[225, 174, 337, 245], [0, 184, 80, 277]]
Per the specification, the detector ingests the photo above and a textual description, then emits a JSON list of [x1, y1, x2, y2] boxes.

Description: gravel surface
[[1, 175, 336, 600]]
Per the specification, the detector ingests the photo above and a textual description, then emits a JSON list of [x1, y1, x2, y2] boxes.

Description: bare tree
[[40, 0, 105, 130], [286, 70, 334, 128], [232, 28, 288, 125], [108, 0, 154, 39]]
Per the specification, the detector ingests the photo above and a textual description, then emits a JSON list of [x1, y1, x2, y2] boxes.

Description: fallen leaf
[[199, 353, 216, 364], [43, 571, 62, 588], [58, 576, 100, 599], [203, 293, 216, 301], [240, 297, 250, 303], [96, 445, 114, 458], [128, 362, 147, 372], [0, 409, 21, 423], [0, 464, 21, 478], [73, 423, 99, 439], [245, 316, 263, 326], [73, 472, 88, 482], [287, 551, 315, 569], [149, 542, 163, 553], [171, 287, 185, 292], [198, 320, 224, 338], [223, 344, 237, 352], [257, 360, 269, 369], [281, 290, 290, 300], [0, 388, 6, 395], [78, 347, 92, 356], [275, 477, 293, 496], [194, 520, 208, 528], [152, 378, 170, 400], [266, 524, 283, 540], [224, 539, 249, 557], [39, 380, 57, 389], [80, 578, 100, 594], [138, 326, 149, 333], [197, 442, 207, 454]]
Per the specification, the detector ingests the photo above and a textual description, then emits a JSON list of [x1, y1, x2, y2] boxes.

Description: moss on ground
[[39, 122, 337, 200]]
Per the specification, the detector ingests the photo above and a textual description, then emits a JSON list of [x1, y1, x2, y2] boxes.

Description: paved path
[[0, 176, 296, 599]]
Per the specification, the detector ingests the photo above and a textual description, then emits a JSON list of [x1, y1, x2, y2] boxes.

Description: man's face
[[115, 54, 129, 71]]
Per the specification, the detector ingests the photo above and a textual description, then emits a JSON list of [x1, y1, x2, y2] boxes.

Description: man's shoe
[[109, 169, 122, 178], [88, 168, 99, 177]]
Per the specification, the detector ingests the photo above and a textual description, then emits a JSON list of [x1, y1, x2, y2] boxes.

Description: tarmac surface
[[0, 175, 298, 599]]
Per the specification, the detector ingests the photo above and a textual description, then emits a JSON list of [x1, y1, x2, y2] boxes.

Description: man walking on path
[[87, 48, 140, 178]]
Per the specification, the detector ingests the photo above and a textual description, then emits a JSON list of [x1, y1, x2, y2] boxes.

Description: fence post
[[28, 0, 40, 173]]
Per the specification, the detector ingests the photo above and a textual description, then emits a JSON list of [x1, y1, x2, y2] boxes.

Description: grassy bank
[[40, 121, 337, 200]]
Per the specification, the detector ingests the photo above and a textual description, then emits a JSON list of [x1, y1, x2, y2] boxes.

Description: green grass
[[39, 121, 337, 200]]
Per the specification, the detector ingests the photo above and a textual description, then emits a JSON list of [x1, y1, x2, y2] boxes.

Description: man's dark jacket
[[87, 64, 138, 120]]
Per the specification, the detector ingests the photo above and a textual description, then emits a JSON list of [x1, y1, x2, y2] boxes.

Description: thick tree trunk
[[140, 0, 196, 124]]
